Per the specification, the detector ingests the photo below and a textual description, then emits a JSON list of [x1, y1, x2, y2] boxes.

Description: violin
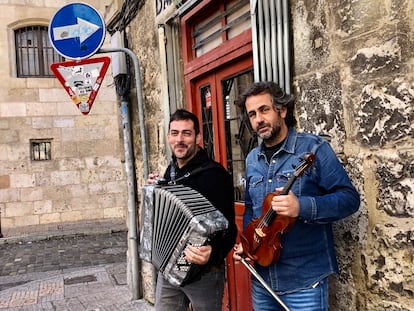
[[240, 153, 315, 266]]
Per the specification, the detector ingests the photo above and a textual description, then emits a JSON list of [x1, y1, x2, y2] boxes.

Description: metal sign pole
[[96, 47, 148, 301]]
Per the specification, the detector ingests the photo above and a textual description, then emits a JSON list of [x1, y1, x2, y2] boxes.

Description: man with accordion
[[147, 109, 238, 311]]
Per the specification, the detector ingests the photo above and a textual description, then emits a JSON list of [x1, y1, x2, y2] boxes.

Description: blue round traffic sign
[[49, 3, 106, 60]]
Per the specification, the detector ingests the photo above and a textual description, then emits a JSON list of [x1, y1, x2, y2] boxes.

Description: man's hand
[[184, 245, 212, 265], [271, 188, 299, 218], [147, 172, 160, 185], [232, 243, 244, 262]]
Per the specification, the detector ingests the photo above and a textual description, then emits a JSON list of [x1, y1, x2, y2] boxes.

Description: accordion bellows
[[140, 184, 229, 286]]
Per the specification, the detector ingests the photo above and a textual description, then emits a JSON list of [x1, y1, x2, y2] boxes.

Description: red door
[[180, 1, 257, 309], [189, 57, 257, 311]]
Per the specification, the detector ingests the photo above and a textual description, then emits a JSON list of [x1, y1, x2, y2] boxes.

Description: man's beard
[[173, 143, 197, 161], [259, 123, 282, 143]]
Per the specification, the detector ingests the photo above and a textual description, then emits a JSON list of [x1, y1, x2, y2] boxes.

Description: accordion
[[139, 183, 229, 286]]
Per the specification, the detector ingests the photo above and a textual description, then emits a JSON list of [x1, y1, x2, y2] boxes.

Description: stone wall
[[291, 0, 413, 310], [0, 1, 126, 231], [103, 0, 413, 309]]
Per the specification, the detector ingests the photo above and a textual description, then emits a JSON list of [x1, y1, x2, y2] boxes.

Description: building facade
[[105, 0, 413, 310], [0, 1, 126, 233], [0, 0, 412, 310]]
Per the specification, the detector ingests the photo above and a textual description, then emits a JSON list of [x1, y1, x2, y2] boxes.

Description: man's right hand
[[232, 243, 244, 262], [147, 172, 160, 184]]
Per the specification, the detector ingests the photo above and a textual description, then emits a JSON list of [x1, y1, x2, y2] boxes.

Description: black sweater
[[163, 147, 238, 267]]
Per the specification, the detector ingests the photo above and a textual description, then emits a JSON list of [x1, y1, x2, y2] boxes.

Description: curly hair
[[238, 81, 297, 128]]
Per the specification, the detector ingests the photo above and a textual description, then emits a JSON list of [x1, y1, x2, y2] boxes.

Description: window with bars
[[15, 25, 64, 77], [191, 0, 250, 58], [31, 140, 52, 161]]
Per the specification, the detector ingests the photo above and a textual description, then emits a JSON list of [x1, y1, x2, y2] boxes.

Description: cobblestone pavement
[[0, 225, 154, 310]]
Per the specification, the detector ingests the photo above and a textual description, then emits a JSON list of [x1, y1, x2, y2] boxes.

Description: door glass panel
[[200, 85, 215, 159], [221, 71, 256, 201]]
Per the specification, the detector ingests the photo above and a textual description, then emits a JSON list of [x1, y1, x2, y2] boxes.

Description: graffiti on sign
[[51, 57, 110, 115]]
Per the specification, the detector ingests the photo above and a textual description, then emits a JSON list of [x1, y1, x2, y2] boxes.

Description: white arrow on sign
[[53, 18, 100, 43]]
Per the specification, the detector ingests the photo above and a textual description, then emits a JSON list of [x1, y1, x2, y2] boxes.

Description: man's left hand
[[184, 245, 212, 265]]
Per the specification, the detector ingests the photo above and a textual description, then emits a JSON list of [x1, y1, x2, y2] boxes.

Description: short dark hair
[[238, 81, 297, 127], [169, 109, 200, 135]]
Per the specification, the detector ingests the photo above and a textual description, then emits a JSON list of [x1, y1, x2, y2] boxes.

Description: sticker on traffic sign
[[49, 3, 105, 60], [51, 57, 111, 115]]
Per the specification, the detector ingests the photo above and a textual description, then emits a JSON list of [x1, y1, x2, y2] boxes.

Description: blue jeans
[[252, 277, 329, 311], [155, 267, 224, 311]]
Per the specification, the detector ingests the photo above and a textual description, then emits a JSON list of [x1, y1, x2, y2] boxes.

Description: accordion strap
[[170, 162, 217, 185]]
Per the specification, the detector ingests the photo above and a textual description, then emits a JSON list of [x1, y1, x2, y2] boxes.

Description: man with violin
[[233, 81, 360, 311]]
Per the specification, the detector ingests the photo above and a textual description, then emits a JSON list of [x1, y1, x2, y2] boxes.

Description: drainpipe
[[98, 46, 148, 300], [120, 96, 141, 300], [99, 47, 148, 179]]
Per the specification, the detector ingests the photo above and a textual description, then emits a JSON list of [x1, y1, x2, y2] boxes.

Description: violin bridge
[[255, 228, 266, 238]]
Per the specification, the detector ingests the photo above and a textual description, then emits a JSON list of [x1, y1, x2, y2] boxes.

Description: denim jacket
[[243, 127, 360, 294]]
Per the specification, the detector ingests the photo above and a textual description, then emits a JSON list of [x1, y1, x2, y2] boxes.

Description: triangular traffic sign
[[51, 56, 110, 115]]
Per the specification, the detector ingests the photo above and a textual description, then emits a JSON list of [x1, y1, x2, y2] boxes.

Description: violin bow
[[240, 257, 291, 311]]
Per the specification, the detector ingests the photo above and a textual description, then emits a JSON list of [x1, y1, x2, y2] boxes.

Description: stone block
[[53, 116, 75, 128], [376, 154, 413, 217], [5, 202, 33, 217], [365, 224, 413, 300], [56, 101, 79, 116], [39, 212, 61, 224], [34, 200, 52, 215], [356, 80, 413, 147], [27, 102, 57, 116], [58, 158, 85, 171], [350, 38, 401, 76], [295, 70, 346, 152], [0, 129, 19, 143], [50, 171, 81, 186], [103, 206, 124, 218], [98, 194, 116, 208], [87, 183, 105, 195], [39, 88, 69, 103], [104, 181, 127, 194], [0, 188, 20, 202], [61, 211, 83, 222], [95, 139, 121, 156], [10, 173, 35, 188], [81, 169, 101, 183], [21, 187, 43, 202], [99, 168, 125, 182], [0, 175, 10, 189], [7, 143, 27, 162]]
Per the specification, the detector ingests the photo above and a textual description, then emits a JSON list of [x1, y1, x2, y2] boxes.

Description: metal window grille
[[15, 25, 64, 77], [31, 140, 52, 161], [192, 0, 250, 57]]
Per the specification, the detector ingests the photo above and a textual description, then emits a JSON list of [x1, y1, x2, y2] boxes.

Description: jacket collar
[[257, 127, 297, 159], [172, 147, 209, 171]]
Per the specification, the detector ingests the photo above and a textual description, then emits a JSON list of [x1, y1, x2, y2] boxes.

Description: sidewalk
[[0, 219, 154, 310]]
